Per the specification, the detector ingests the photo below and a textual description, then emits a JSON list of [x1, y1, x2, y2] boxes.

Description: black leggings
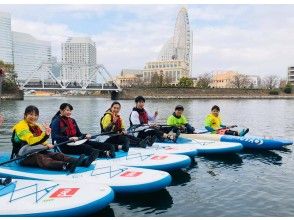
[[59, 140, 115, 156], [105, 135, 130, 151], [137, 129, 164, 141], [224, 130, 239, 136]]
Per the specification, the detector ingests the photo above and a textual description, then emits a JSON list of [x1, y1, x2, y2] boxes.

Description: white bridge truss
[[19, 62, 121, 91]]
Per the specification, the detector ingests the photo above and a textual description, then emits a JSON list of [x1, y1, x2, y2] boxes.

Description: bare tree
[[262, 75, 279, 90], [164, 73, 173, 85], [196, 72, 213, 89], [230, 74, 251, 89]]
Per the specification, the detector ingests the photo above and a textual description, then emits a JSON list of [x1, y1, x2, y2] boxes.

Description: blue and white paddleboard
[[0, 178, 114, 217], [130, 143, 197, 157], [157, 138, 242, 154], [0, 153, 171, 194], [111, 150, 191, 171], [181, 133, 293, 150]]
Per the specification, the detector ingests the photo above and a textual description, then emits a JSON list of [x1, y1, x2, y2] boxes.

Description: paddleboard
[[108, 150, 192, 171], [0, 178, 114, 217], [130, 143, 197, 157], [181, 133, 293, 150], [156, 139, 243, 154], [0, 153, 171, 194]]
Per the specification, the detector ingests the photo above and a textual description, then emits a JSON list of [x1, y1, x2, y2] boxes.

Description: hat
[[175, 105, 184, 110]]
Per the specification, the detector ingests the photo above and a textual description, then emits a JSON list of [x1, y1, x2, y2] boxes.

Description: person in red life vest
[[51, 103, 116, 158], [11, 105, 92, 173], [129, 96, 177, 144], [100, 102, 148, 150]]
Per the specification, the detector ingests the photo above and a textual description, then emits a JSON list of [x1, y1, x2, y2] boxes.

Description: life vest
[[60, 117, 77, 137], [129, 107, 148, 126], [205, 113, 222, 130], [10, 123, 44, 159], [100, 112, 123, 132], [11, 130, 22, 159]]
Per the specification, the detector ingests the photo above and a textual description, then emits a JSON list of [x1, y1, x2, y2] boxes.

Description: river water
[[0, 97, 293, 217]]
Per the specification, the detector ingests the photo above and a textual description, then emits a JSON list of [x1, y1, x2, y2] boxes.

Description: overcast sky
[[1, 4, 294, 78]]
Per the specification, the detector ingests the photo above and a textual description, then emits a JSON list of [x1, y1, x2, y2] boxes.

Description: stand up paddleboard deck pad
[[0, 178, 114, 217]]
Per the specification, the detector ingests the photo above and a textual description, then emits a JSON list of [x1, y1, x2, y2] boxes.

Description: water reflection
[[113, 189, 173, 215], [169, 170, 191, 186], [240, 149, 283, 166], [92, 205, 115, 217], [199, 153, 243, 169]]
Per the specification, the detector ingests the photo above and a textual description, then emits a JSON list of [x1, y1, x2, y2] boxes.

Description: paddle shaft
[[0, 139, 74, 166]]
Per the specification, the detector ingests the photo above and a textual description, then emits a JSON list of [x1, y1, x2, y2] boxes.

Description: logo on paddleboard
[[151, 155, 168, 160], [239, 137, 263, 145], [49, 188, 80, 198], [120, 171, 143, 177]]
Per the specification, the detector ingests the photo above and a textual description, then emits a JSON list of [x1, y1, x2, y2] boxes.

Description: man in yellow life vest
[[166, 105, 195, 134], [204, 105, 249, 136]]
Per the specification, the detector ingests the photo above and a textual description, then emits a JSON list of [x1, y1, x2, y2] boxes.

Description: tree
[[0, 60, 19, 93], [230, 74, 251, 89], [283, 82, 292, 94], [150, 73, 160, 86], [150, 72, 164, 87], [178, 77, 194, 87], [262, 75, 279, 90], [196, 72, 212, 89], [163, 73, 173, 85]]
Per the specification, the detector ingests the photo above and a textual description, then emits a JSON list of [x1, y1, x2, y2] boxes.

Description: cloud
[[11, 18, 85, 61], [3, 4, 294, 79]]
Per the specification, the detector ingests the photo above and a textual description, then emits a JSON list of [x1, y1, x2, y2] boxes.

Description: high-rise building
[[143, 7, 193, 85], [61, 37, 96, 84], [0, 12, 13, 64], [12, 31, 51, 81], [288, 66, 294, 85], [158, 7, 193, 75]]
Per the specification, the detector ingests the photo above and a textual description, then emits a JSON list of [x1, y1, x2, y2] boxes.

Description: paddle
[[0, 139, 77, 166]]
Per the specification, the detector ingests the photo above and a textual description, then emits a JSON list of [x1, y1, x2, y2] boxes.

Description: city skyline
[[0, 5, 294, 78]]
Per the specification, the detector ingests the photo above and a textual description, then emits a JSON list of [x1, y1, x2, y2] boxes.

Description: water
[[0, 97, 293, 217]]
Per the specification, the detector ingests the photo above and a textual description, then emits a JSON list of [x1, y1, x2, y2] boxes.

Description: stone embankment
[[1, 91, 24, 100], [116, 87, 294, 100]]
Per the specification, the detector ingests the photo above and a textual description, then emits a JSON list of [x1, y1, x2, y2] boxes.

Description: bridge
[[19, 63, 121, 92]]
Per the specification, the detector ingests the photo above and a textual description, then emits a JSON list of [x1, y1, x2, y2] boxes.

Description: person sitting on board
[[166, 105, 195, 134], [100, 101, 148, 149], [11, 105, 95, 173], [51, 103, 116, 158], [129, 96, 178, 143], [204, 105, 249, 136]]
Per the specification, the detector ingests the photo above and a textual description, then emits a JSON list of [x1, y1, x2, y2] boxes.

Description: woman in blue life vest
[[51, 103, 116, 158], [129, 96, 177, 143], [204, 105, 249, 136], [10, 106, 94, 173]]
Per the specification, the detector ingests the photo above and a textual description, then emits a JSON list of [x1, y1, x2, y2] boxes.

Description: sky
[[1, 4, 294, 78]]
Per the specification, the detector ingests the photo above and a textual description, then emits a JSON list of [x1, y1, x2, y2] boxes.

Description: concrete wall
[[116, 87, 293, 99]]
